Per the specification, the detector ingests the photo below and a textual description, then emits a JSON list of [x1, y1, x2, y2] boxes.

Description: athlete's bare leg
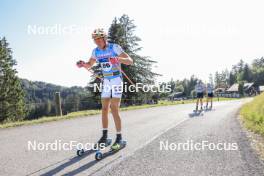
[[101, 98, 111, 129], [110, 98, 121, 132]]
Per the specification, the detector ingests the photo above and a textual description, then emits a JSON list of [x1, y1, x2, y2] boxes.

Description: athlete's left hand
[[109, 57, 119, 65]]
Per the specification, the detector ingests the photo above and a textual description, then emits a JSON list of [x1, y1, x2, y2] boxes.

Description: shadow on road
[[40, 150, 96, 176], [188, 112, 204, 118], [61, 160, 99, 176], [62, 150, 123, 176]]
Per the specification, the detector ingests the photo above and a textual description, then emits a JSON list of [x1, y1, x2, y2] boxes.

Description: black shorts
[[208, 93, 214, 98], [197, 92, 204, 98]]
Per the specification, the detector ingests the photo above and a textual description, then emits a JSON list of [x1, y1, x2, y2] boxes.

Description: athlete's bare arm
[[83, 58, 96, 69], [117, 52, 133, 65]]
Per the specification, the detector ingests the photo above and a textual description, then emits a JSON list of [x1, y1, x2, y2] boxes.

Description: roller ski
[[204, 105, 213, 111], [193, 108, 203, 114], [95, 140, 127, 161], [189, 107, 204, 117], [76, 137, 112, 157]]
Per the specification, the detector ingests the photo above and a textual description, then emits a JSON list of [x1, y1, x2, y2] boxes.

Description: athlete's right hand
[[76, 60, 86, 68]]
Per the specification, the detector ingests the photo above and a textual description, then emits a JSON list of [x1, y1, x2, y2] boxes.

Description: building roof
[[168, 92, 183, 98], [244, 83, 254, 91], [227, 84, 239, 92], [214, 88, 226, 92], [260, 86, 264, 92], [227, 82, 254, 92]]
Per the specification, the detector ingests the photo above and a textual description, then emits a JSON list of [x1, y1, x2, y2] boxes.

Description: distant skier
[[206, 83, 214, 109], [195, 81, 205, 111]]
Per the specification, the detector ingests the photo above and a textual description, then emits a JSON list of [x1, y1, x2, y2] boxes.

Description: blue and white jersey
[[91, 43, 123, 79], [195, 83, 205, 93], [207, 84, 214, 93]]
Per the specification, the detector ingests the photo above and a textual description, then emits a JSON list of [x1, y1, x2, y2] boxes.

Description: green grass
[[240, 93, 264, 136], [0, 97, 238, 129]]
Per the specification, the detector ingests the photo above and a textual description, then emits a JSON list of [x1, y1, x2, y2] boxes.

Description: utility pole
[[55, 92, 62, 116]]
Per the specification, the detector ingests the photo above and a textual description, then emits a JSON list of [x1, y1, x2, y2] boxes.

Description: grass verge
[[240, 93, 264, 136], [1, 97, 238, 129]]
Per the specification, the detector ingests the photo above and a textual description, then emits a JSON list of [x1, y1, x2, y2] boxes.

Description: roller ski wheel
[[95, 140, 127, 161], [95, 152, 103, 160], [76, 138, 112, 157], [77, 149, 85, 156]]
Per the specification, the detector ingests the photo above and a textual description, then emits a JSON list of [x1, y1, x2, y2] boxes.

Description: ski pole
[[120, 68, 135, 86], [109, 58, 135, 86], [84, 67, 103, 81], [76, 60, 103, 80]]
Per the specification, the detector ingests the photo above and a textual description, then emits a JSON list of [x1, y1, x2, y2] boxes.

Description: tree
[[252, 57, 264, 86], [43, 99, 52, 116], [229, 72, 236, 86], [241, 63, 252, 82], [209, 73, 214, 86], [64, 94, 80, 113], [214, 71, 221, 88], [175, 85, 184, 93], [238, 81, 245, 96], [107, 14, 160, 104], [168, 78, 176, 93], [252, 57, 264, 69], [0, 37, 26, 122], [214, 70, 229, 88], [181, 75, 198, 97], [237, 59, 245, 73]]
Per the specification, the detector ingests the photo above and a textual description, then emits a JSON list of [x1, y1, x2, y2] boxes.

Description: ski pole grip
[[76, 60, 86, 68], [109, 57, 119, 65]]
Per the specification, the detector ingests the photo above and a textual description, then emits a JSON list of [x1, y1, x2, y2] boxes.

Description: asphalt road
[[0, 99, 263, 176]]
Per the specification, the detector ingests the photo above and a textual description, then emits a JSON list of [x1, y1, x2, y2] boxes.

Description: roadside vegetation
[[241, 93, 264, 136]]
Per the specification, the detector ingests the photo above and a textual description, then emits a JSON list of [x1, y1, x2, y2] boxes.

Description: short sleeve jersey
[[91, 43, 124, 79], [207, 84, 214, 93], [195, 83, 205, 93]]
